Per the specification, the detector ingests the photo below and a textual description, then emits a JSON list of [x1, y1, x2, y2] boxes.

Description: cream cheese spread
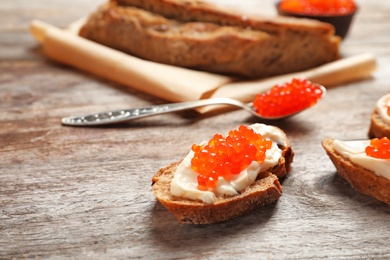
[[334, 139, 390, 180], [170, 123, 286, 204], [376, 93, 390, 124]]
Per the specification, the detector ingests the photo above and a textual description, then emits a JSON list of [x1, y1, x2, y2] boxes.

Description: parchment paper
[[30, 19, 377, 112]]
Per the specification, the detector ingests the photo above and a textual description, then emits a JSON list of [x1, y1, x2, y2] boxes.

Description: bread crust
[[272, 143, 293, 179], [152, 162, 282, 224], [79, 0, 340, 78], [322, 138, 390, 205], [152, 129, 294, 224], [114, 0, 335, 34], [368, 110, 390, 138]]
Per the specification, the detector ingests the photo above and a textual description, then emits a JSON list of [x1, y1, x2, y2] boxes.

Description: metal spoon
[[61, 86, 326, 126]]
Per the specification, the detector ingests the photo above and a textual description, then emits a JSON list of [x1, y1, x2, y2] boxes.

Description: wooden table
[[2, 0, 390, 259]]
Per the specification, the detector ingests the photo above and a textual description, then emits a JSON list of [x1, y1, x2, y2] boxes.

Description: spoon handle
[[61, 98, 243, 126]]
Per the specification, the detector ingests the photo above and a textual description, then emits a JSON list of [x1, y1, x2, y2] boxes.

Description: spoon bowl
[[61, 86, 326, 126]]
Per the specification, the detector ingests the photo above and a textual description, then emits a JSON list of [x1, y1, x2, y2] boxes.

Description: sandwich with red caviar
[[152, 124, 294, 224], [368, 93, 390, 138], [322, 137, 390, 205]]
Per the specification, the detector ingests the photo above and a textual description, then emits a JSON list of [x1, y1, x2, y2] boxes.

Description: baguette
[[322, 138, 390, 205], [79, 0, 340, 78], [152, 124, 294, 224]]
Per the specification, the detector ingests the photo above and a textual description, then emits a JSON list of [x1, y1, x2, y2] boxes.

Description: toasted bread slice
[[322, 138, 390, 205], [269, 141, 294, 179], [368, 110, 390, 138], [152, 127, 294, 224], [79, 0, 340, 78], [152, 164, 282, 224]]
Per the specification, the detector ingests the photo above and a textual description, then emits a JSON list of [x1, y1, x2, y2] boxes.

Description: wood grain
[[1, 0, 390, 259]]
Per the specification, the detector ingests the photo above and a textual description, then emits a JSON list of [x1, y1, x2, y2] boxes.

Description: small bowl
[[276, 2, 357, 39]]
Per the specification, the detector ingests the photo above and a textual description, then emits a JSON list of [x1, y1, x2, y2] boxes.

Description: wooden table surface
[[2, 0, 390, 259]]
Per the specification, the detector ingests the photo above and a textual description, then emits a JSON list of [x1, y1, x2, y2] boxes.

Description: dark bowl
[[276, 2, 357, 39]]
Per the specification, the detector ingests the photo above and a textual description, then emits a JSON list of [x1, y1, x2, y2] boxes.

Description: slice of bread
[[268, 141, 294, 179], [79, 0, 340, 78], [152, 164, 283, 224], [152, 127, 294, 224], [368, 110, 390, 138], [322, 138, 390, 205]]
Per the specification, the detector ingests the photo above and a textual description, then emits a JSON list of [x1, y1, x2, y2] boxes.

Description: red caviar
[[365, 137, 390, 159], [253, 78, 323, 117], [279, 0, 356, 15], [191, 125, 272, 191]]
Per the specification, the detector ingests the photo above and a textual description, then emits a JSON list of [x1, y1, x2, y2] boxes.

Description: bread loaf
[[79, 0, 340, 78]]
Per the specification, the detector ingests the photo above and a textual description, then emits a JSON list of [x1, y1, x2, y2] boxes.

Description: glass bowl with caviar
[[276, 0, 357, 39]]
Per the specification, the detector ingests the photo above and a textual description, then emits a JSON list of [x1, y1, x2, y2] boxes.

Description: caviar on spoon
[[61, 78, 326, 126], [252, 78, 324, 117]]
